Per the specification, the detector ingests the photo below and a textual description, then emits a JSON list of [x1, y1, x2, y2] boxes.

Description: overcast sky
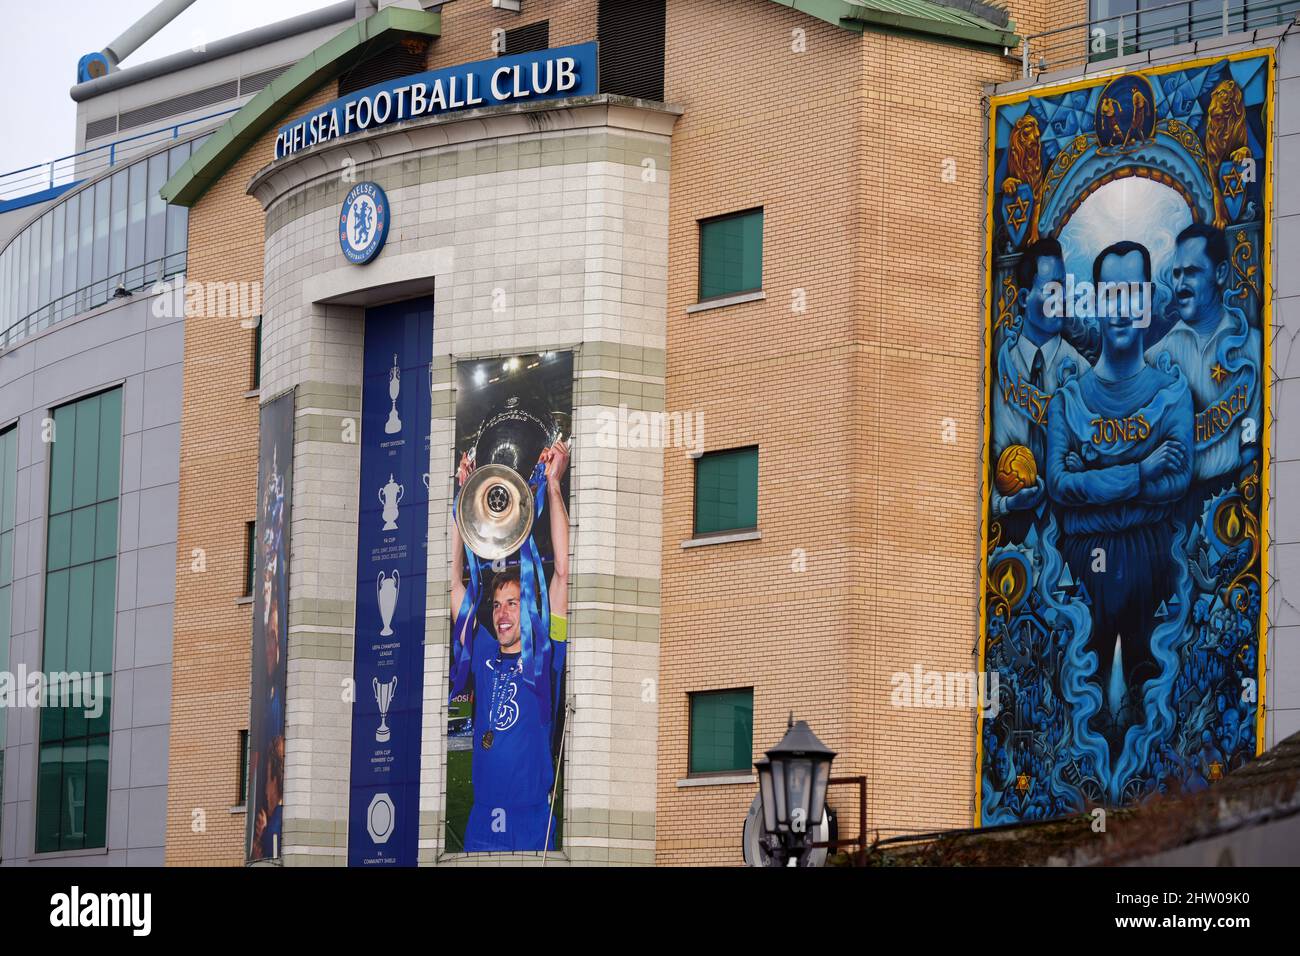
[[0, 0, 333, 174]]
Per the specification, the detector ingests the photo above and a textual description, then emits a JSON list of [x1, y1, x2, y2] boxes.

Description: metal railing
[[0, 107, 237, 205], [1, 257, 185, 351], [1019, 0, 1300, 79]]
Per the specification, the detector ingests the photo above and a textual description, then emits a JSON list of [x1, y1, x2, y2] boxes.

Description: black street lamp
[[753, 715, 836, 867]]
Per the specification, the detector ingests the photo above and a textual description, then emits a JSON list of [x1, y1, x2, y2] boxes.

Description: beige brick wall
[[654, 0, 1028, 865], [164, 86, 335, 866]]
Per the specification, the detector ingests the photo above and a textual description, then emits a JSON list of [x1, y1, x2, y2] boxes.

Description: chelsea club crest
[[339, 182, 390, 265]]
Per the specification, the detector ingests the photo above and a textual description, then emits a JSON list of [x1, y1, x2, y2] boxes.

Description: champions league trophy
[[385, 355, 402, 434], [455, 399, 564, 560], [373, 676, 398, 743], [379, 473, 404, 531], [377, 570, 400, 636]]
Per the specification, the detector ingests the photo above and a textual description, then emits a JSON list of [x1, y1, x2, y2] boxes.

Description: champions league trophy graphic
[[373, 676, 398, 743], [377, 570, 400, 636], [379, 474, 404, 531], [455, 399, 566, 561], [385, 355, 402, 434]]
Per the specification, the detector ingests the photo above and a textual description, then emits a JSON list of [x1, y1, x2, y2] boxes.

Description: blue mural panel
[[979, 53, 1272, 822]]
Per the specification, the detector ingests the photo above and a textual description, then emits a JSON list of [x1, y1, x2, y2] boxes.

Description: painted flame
[[1226, 507, 1241, 540]]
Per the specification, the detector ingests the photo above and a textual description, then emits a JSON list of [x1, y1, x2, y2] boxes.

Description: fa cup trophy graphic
[[373, 676, 398, 743], [379, 473, 404, 531], [385, 354, 402, 434]]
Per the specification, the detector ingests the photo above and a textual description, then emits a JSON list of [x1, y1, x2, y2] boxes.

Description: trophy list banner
[[248, 389, 294, 862], [347, 299, 434, 866]]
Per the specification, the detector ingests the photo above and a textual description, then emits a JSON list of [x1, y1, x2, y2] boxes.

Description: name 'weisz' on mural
[[978, 52, 1272, 823]]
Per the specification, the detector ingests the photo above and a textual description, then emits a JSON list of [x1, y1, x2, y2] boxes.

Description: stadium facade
[[0, 0, 1297, 867]]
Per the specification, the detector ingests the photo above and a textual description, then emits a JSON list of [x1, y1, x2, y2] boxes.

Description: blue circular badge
[[339, 182, 390, 265]]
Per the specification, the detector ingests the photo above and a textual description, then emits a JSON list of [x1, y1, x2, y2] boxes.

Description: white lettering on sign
[[274, 46, 595, 160]]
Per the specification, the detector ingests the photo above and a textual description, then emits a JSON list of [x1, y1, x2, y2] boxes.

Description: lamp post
[[753, 715, 836, 867]]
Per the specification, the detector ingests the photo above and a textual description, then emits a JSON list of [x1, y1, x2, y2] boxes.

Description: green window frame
[[694, 446, 758, 536], [689, 688, 754, 775], [35, 388, 121, 854], [0, 425, 18, 857], [698, 208, 763, 302]]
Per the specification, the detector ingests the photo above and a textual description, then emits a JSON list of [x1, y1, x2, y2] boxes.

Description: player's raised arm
[[542, 441, 570, 618], [451, 451, 474, 639]]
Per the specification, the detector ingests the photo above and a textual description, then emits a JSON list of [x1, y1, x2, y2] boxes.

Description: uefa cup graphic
[[377, 570, 400, 636], [379, 473, 404, 531], [385, 354, 402, 434], [373, 676, 398, 743]]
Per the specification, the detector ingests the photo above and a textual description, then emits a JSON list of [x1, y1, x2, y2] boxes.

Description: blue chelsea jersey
[[470, 613, 566, 816], [468, 620, 565, 808]]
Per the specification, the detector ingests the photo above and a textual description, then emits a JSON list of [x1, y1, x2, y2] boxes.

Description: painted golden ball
[[995, 444, 1037, 496]]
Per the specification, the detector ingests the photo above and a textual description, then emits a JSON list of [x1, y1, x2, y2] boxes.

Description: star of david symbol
[[1015, 772, 1031, 795], [1208, 761, 1223, 781], [1005, 195, 1031, 230], [1222, 168, 1244, 199], [1210, 362, 1228, 386]]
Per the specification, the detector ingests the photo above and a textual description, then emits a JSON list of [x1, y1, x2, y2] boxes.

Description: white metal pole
[[103, 0, 201, 67]]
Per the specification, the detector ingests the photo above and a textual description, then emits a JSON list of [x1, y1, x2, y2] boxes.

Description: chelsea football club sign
[[276, 44, 598, 160], [339, 182, 390, 265]]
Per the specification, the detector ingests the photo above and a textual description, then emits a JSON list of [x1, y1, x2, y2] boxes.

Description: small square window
[[694, 447, 758, 536], [698, 208, 763, 301], [689, 689, 753, 775]]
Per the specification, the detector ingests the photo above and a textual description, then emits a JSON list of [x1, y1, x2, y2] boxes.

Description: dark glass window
[[689, 689, 754, 775], [36, 389, 121, 853], [698, 209, 763, 301], [251, 317, 262, 390], [109, 169, 128, 283], [145, 152, 168, 285], [1086, 0, 1282, 60], [125, 160, 148, 289], [502, 20, 549, 56], [244, 520, 256, 597], [694, 447, 758, 535], [598, 0, 666, 101], [238, 730, 250, 806]]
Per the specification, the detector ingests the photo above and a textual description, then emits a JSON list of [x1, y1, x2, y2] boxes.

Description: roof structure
[[161, 0, 1018, 208], [769, 0, 1018, 47], [161, 5, 442, 207], [864, 731, 1300, 866]]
